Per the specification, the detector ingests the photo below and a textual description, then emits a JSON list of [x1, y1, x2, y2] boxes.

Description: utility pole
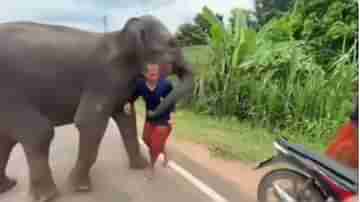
[[103, 15, 108, 33]]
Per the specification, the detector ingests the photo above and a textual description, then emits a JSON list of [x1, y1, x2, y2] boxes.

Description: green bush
[[185, 1, 357, 140]]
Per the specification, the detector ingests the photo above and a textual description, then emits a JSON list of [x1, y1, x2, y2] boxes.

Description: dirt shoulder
[[169, 138, 270, 201]]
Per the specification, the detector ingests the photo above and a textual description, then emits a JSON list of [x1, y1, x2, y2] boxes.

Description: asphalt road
[[0, 119, 253, 202]]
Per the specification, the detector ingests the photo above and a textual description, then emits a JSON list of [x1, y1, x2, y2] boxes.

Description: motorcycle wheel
[[257, 168, 325, 202]]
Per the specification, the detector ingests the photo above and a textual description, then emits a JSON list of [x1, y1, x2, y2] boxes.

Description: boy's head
[[145, 64, 160, 82]]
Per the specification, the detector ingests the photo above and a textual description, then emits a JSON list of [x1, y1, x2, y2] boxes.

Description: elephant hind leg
[[22, 133, 59, 202], [0, 135, 17, 194], [5, 105, 59, 202]]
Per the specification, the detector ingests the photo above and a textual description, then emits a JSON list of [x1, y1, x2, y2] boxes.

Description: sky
[[0, 0, 255, 33]]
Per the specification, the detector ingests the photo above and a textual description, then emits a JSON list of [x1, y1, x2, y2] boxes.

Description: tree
[[215, 14, 224, 24], [194, 13, 211, 35], [255, 0, 295, 26], [175, 23, 208, 47], [229, 8, 258, 31], [291, 0, 358, 67], [174, 8, 225, 47]]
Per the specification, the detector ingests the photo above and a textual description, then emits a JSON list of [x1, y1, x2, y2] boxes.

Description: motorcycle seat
[[278, 139, 358, 187]]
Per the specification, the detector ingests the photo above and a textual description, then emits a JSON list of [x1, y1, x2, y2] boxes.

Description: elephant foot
[[30, 185, 59, 202], [0, 177, 16, 194], [129, 155, 148, 169], [69, 169, 92, 192]]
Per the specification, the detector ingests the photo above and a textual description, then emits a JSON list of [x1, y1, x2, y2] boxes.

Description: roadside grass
[[135, 102, 328, 163]]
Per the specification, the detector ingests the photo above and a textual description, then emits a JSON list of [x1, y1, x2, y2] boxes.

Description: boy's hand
[[123, 102, 132, 115], [147, 110, 154, 117]]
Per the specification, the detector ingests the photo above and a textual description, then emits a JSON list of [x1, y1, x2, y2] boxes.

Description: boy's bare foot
[[145, 167, 155, 180], [146, 172, 154, 180], [163, 157, 169, 168], [162, 151, 170, 168]]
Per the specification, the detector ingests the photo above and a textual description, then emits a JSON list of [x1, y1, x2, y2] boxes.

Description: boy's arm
[[169, 102, 176, 126], [169, 111, 176, 126], [124, 79, 142, 115]]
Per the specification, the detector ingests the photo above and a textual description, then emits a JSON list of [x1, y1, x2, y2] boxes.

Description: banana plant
[[202, 7, 256, 68], [200, 6, 257, 114]]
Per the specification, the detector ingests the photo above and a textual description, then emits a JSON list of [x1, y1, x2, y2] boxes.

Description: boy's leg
[[152, 125, 172, 167], [146, 151, 157, 180], [162, 148, 169, 167], [163, 127, 172, 167], [145, 124, 172, 179]]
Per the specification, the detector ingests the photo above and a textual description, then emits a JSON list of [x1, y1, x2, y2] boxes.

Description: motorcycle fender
[[254, 155, 283, 170], [254, 156, 313, 179]]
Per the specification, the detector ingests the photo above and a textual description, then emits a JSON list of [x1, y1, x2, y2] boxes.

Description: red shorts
[[142, 122, 172, 162]]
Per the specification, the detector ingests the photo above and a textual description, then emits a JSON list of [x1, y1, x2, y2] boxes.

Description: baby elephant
[[0, 15, 194, 202]]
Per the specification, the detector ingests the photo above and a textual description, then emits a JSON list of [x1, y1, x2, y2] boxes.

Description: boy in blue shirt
[[124, 64, 175, 179]]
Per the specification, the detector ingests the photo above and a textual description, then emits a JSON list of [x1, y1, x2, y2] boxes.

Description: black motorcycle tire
[[257, 168, 325, 202]]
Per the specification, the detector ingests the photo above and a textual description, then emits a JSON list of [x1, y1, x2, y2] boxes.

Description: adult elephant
[[0, 15, 194, 202]]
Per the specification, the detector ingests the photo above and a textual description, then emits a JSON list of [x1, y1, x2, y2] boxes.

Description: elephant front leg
[[113, 103, 148, 169], [69, 123, 107, 192]]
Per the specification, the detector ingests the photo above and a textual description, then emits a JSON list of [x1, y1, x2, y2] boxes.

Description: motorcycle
[[255, 137, 358, 202]]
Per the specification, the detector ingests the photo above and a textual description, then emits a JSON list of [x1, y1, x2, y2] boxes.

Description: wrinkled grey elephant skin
[[0, 15, 194, 202]]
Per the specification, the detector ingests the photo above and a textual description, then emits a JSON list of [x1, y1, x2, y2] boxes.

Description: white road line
[[168, 161, 229, 202], [138, 139, 229, 202]]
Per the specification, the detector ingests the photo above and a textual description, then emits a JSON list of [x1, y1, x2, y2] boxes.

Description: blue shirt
[[131, 78, 175, 125]]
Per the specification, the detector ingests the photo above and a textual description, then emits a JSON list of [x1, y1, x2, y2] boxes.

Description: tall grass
[[187, 6, 357, 141]]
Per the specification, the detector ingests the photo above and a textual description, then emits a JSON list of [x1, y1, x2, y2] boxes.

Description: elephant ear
[[122, 17, 146, 61], [106, 17, 146, 64]]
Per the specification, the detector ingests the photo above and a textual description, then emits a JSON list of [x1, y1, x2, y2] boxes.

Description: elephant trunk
[[148, 61, 194, 118]]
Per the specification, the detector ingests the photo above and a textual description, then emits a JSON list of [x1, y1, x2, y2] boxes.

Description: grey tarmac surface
[[0, 119, 254, 202]]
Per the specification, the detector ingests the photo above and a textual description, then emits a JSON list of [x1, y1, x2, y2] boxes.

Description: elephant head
[[120, 15, 194, 118]]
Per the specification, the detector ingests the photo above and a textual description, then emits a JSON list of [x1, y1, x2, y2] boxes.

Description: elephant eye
[[150, 46, 164, 55], [168, 39, 177, 47], [151, 48, 162, 55]]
